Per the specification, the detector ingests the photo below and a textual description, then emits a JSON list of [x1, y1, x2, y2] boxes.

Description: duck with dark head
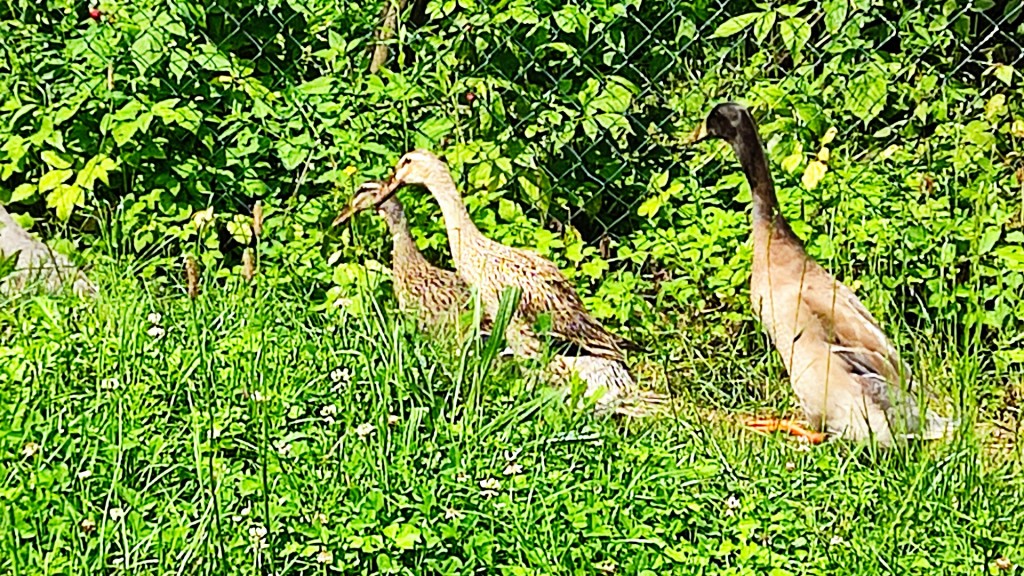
[[692, 102, 954, 446]]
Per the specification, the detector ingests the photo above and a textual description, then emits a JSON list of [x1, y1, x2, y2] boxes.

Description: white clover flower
[[502, 463, 523, 476], [21, 442, 40, 458], [479, 477, 501, 498]]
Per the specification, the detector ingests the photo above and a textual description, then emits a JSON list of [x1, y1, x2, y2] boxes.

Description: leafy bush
[[1, 0, 1022, 358]]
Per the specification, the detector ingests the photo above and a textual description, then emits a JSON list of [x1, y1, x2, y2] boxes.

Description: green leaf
[[76, 155, 117, 190], [710, 13, 761, 38], [112, 120, 141, 147], [780, 17, 811, 63], [41, 151, 72, 170], [965, 120, 995, 147], [111, 100, 143, 122], [132, 32, 166, 75], [781, 152, 804, 174], [176, 107, 202, 133], [295, 77, 334, 95], [585, 76, 637, 115], [517, 173, 547, 210], [677, 18, 697, 41], [418, 115, 456, 144], [979, 227, 1001, 254], [994, 246, 1024, 270], [985, 94, 1007, 120], [777, 4, 804, 17], [376, 553, 396, 573], [651, 171, 670, 190], [498, 198, 517, 221], [553, 5, 590, 36], [2, 136, 28, 164], [38, 169, 73, 193], [580, 257, 609, 278], [845, 67, 889, 122], [276, 139, 309, 171], [227, 215, 254, 244], [195, 44, 232, 72], [152, 98, 182, 121], [392, 524, 421, 550], [540, 42, 577, 56], [823, 0, 848, 34], [328, 29, 346, 51], [10, 183, 36, 203], [637, 195, 663, 218], [993, 64, 1015, 86], [753, 11, 776, 43], [595, 113, 632, 145], [10, 212, 34, 230], [169, 49, 189, 81], [45, 184, 85, 221]]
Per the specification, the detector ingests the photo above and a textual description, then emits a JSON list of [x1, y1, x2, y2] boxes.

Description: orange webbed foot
[[744, 417, 827, 444]]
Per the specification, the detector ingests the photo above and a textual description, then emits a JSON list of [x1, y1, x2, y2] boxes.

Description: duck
[[691, 102, 954, 446], [333, 181, 492, 338], [346, 150, 664, 414]]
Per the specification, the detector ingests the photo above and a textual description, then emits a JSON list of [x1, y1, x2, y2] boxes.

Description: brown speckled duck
[[333, 182, 492, 337], [692, 102, 954, 445]]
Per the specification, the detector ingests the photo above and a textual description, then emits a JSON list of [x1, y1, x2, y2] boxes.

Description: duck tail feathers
[[902, 412, 957, 442]]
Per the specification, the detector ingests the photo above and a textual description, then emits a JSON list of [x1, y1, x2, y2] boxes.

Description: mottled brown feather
[[368, 194, 492, 335]]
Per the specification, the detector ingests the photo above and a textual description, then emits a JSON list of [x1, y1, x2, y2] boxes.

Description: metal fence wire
[[2, 1, 1023, 327]]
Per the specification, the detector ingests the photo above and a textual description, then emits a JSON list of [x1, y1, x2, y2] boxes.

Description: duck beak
[[331, 178, 403, 227], [685, 121, 709, 145], [331, 204, 357, 227], [374, 176, 401, 205], [331, 181, 383, 227]]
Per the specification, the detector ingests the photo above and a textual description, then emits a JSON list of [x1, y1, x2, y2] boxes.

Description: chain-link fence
[[1, 1, 1023, 336]]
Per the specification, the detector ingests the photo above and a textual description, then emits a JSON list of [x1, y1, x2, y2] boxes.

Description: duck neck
[[422, 170, 482, 268], [731, 127, 796, 241], [380, 206, 430, 272]]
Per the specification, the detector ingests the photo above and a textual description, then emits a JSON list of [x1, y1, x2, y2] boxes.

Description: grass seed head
[[242, 248, 256, 282], [185, 256, 200, 299], [252, 200, 263, 238]]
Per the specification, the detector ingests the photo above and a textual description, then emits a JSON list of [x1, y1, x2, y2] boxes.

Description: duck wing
[[798, 266, 952, 439], [489, 247, 643, 361]]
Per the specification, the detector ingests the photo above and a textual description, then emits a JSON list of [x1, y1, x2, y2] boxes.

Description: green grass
[[0, 264, 1022, 576]]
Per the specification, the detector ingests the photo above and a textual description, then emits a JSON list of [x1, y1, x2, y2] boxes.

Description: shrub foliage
[[1, 0, 1022, 354]]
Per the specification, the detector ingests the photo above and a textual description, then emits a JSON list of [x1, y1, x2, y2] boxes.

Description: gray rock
[[0, 204, 97, 297]]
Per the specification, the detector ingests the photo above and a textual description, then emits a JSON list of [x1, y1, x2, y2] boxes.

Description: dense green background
[[1, 0, 1023, 573], [2, 0, 1022, 341]]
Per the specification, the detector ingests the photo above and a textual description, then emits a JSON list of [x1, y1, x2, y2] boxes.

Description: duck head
[[332, 150, 450, 227], [687, 102, 755, 145], [331, 181, 388, 226], [389, 149, 450, 188]]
